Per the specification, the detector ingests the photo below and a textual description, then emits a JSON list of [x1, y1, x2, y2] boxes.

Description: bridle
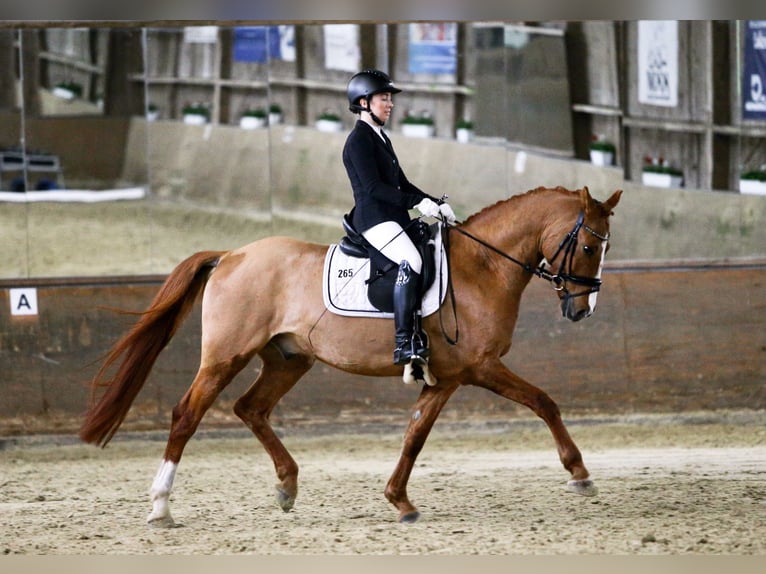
[[436, 210, 610, 346], [447, 210, 610, 302], [536, 211, 610, 301]]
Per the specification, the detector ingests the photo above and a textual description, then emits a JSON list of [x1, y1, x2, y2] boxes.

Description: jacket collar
[[356, 119, 395, 158]]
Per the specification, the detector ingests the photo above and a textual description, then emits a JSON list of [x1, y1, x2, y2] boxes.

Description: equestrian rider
[[342, 69, 457, 366]]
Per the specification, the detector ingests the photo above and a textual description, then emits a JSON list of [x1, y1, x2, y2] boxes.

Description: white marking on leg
[[421, 364, 437, 386], [402, 363, 416, 384], [147, 459, 177, 526], [587, 242, 607, 313]]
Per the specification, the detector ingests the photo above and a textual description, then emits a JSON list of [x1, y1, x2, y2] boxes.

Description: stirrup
[[412, 328, 430, 361], [393, 332, 430, 366]]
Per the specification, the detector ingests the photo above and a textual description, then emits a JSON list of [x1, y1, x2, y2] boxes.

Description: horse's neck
[[462, 194, 549, 269]]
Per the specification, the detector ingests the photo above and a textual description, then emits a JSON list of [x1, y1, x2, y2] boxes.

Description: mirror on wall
[[37, 28, 109, 118], [1, 21, 521, 281], [141, 25, 274, 273], [0, 30, 26, 278], [267, 23, 359, 241], [11, 27, 152, 279]]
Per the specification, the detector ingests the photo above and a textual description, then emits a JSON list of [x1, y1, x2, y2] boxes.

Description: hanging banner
[[408, 23, 457, 75], [233, 26, 295, 63], [324, 24, 360, 72], [743, 20, 766, 120], [183, 26, 218, 44], [278, 25, 296, 62], [637, 20, 678, 107]]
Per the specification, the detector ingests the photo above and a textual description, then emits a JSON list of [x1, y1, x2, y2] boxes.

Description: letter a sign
[[10, 288, 39, 316]]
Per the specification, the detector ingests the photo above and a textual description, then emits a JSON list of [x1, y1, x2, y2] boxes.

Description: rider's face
[[364, 92, 394, 122]]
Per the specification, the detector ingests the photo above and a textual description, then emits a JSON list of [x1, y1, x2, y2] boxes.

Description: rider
[[342, 68, 457, 366]]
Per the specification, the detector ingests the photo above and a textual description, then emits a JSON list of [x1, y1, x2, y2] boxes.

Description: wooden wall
[[1, 263, 763, 433]]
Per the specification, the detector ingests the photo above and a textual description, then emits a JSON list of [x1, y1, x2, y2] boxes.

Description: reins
[[437, 220, 459, 345]]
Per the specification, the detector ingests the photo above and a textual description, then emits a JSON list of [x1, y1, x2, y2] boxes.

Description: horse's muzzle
[[561, 297, 593, 322]]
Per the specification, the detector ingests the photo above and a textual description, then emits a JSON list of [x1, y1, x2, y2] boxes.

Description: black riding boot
[[393, 261, 430, 365]]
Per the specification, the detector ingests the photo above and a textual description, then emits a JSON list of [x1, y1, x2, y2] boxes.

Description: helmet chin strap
[[362, 100, 386, 126]]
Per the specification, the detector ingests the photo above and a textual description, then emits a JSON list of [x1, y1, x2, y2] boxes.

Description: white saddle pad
[[322, 226, 448, 319]]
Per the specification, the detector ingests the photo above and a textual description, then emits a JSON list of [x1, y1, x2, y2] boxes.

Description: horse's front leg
[[469, 359, 597, 496], [385, 380, 460, 522]]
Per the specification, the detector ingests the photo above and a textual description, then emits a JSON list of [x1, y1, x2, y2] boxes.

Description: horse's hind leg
[[148, 357, 250, 527], [233, 341, 314, 513]]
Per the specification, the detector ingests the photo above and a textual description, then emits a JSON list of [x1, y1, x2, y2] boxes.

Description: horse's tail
[[79, 250, 226, 447]]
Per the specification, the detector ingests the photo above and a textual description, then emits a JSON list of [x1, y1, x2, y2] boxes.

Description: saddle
[[338, 213, 437, 313]]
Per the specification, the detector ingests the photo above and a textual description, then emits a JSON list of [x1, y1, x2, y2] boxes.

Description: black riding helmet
[[347, 69, 401, 125]]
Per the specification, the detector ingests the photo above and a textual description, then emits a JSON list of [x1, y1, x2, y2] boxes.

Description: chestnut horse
[[80, 185, 622, 525]]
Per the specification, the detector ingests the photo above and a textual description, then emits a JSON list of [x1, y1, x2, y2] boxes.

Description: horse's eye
[[583, 245, 594, 255]]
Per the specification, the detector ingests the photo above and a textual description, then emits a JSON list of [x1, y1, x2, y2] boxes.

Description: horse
[[79, 185, 622, 525]]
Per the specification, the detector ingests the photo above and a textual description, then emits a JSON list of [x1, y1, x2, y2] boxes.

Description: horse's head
[[540, 186, 622, 322]]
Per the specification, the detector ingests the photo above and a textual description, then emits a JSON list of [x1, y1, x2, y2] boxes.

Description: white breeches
[[362, 221, 423, 274]]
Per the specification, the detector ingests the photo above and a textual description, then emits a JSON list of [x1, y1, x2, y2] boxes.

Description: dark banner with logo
[[233, 26, 295, 63], [743, 21, 766, 120]]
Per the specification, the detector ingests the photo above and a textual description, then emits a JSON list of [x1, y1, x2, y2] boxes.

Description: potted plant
[[52, 81, 83, 101], [182, 102, 210, 125], [739, 165, 766, 195], [641, 156, 684, 188], [315, 110, 343, 132], [268, 103, 283, 126], [240, 108, 267, 129], [146, 103, 160, 122], [401, 111, 435, 138], [589, 136, 615, 166], [455, 118, 474, 143]]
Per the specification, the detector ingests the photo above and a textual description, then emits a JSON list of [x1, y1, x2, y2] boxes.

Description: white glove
[[415, 198, 441, 219], [438, 202, 457, 224]]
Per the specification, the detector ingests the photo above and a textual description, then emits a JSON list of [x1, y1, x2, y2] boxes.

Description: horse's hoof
[[275, 485, 296, 512], [566, 479, 598, 496], [147, 514, 176, 528], [399, 511, 420, 523]]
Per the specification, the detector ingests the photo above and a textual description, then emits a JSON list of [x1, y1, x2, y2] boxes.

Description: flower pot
[[589, 149, 613, 166], [240, 116, 267, 130], [147, 110, 160, 122], [402, 124, 434, 138], [183, 113, 208, 125], [456, 128, 474, 143], [52, 87, 77, 101], [269, 112, 282, 126], [739, 178, 766, 195], [642, 171, 683, 188], [316, 119, 343, 132]]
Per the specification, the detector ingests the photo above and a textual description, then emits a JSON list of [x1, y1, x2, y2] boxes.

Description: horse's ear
[[602, 189, 622, 215], [578, 186, 594, 213]]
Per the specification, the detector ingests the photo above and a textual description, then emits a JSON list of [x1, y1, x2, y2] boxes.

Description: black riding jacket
[[342, 120, 437, 233]]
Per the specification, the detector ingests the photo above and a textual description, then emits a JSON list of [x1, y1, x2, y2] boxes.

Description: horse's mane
[[461, 186, 575, 226]]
